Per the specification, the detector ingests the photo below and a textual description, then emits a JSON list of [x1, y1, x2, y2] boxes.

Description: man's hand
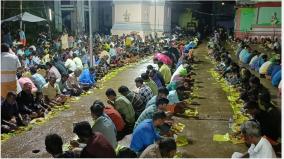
[[70, 140, 80, 148], [107, 100, 114, 106]]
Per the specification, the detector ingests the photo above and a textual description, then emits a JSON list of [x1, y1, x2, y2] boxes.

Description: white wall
[[111, 0, 171, 37]]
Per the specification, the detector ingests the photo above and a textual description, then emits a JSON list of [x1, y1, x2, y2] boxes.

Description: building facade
[[54, 0, 101, 34], [234, 0, 281, 39], [111, 0, 171, 38]]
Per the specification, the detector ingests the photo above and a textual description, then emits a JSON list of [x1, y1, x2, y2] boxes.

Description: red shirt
[[104, 105, 125, 131], [81, 132, 116, 158]]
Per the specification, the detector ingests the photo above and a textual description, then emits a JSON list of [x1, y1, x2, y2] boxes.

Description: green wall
[[258, 7, 281, 25], [239, 8, 256, 32]]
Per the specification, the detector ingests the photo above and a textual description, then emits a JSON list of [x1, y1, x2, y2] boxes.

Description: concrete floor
[[1, 43, 247, 158]]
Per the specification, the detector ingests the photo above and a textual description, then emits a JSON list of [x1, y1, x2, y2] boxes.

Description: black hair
[[157, 61, 163, 66], [6, 91, 17, 98], [117, 147, 137, 158], [118, 85, 129, 94], [249, 76, 260, 86], [93, 100, 105, 107], [258, 90, 271, 103], [147, 65, 154, 70], [1, 43, 10, 52], [135, 77, 144, 84], [141, 73, 149, 80], [244, 101, 259, 110], [73, 121, 93, 138], [30, 66, 37, 74], [158, 87, 169, 96], [176, 84, 186, 91], [46, 62, 52, 67], [45, 134, 63, 155], [159, 138, 177, 157], [90, 103, 104, 117], [105, 88, 117, 97], [239, 91, 249, 103], [156, 98, 169, 106], [89, 66, 96, 72], [62, 73, 69, 78], [152, 111, 167, 121]]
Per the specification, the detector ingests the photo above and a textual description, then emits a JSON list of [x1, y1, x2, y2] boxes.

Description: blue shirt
[[167, 90, 180, 104], [31, 73, 47, 91], [242, 52, 252, 64], [130, 119, 160, 153], [79, 69, 95, 86], [272, 70, 281, 87], [145, 96, 157, 108], [239, 49, 248, 61], [270, 65, 281, 77], [109, 48, 117, 57]]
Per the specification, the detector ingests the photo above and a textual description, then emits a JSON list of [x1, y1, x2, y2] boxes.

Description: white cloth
[[232, 137, 276, 158], [73, 57, 83, 70], [65, 59, 77, 72], [170, 65, 184, 82], [248, 137, 276, 158]]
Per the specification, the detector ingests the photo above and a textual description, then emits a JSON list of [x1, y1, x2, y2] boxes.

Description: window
[[61, 1, 71, 5]]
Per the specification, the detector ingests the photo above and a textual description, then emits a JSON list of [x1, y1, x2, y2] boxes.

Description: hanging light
[[221, 2, 225, 6], [48, 8, 52, 21]]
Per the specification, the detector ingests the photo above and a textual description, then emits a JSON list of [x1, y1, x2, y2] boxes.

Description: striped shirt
[[134, 104, 157, 129], [138, 84, 153, 105], [1, 52, 21, 97]]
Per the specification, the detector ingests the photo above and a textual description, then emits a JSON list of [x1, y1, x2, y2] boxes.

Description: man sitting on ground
[[135, 77, 154, 105], [141, 73, 158, 95], [30, 66, 47, 91], [130, 111, 166, 154], [118, 85, 145, 119], [158, 61, 171, 84], [167, 84, 188, 104], [90, 102, 117, 149], [72, 121, 116, 158], [46, 62, 61, 82], [1, 92, 26, 133], [59, 74, 83, 96], [146, 87, 169, 108], [105, 88, 135, 132], [244, 101, 281, 143], [232, 121, 276, 158], [147, 65, 165, 87], [140, 138, 177, 158], [79, 66, 96, 90], [42, 76, 67, 105], [17, 82, 44, 118], [93, 100, 126, 140], [45, 134, 76, 158], [134, 98, 169, 129]]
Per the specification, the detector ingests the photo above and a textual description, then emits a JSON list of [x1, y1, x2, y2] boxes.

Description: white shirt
[[232, 137, 276, 158], [73, 57, 83, 70], [170, 65, 184, 82], [65, 58, 77, 72], [248, 137, 276, 158]]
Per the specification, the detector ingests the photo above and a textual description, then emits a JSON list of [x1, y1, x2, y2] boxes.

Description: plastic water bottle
[[228, 117, 233, 129]]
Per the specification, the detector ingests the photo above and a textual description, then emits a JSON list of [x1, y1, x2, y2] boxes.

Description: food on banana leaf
[[213, 133, 230, 142], [176, 135, 188, 147], [230, 134, 245, 144], [174, 151, 183, 158], [171, 122, 185, 133], [183, 109, 198, 117]]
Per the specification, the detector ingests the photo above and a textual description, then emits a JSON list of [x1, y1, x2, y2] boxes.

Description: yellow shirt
[[159, 64, 171, 84]]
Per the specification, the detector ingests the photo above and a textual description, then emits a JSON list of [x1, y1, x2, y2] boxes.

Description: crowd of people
[[1, 29, 163, 133], [1, 25, 281, 158], [40, 32, 200, 157], [207, 29, 281, 158]]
